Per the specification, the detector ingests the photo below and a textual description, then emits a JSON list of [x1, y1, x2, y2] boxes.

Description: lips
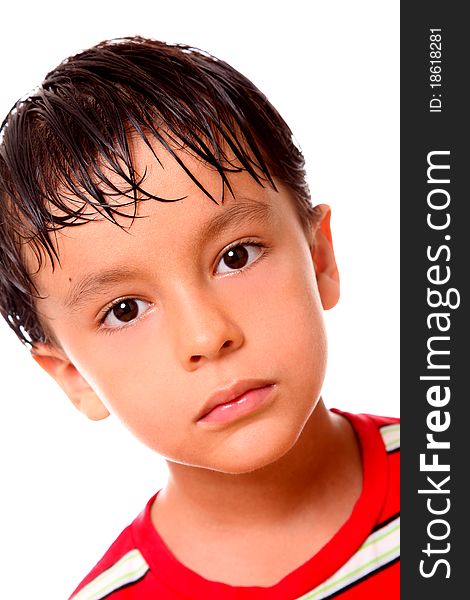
[[196, 379, 275, 423]]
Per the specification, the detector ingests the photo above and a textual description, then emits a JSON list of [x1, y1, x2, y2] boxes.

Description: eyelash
[[97, 238, 269, 334], [215, 238, 267, 275], [98, 297, 152, 335]]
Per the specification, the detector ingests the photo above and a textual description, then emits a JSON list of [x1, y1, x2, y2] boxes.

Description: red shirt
[[69, 410, 400, 599]]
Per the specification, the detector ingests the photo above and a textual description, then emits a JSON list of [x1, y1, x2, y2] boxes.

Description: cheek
[[65, 332, 173, 426], [72, 332, 200, 457], [240, 249, 326, 360]]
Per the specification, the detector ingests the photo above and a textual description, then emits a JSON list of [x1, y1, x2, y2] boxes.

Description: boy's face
[[31, 139, 339, 474]]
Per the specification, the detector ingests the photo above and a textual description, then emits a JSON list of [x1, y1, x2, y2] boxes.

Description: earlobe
[[310, 204, 340, 310], [72, 388, 111, 421], [31, 343, 110, 421]]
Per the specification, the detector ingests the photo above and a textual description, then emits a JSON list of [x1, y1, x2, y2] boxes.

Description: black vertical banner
[[401, 2, 467, 598]]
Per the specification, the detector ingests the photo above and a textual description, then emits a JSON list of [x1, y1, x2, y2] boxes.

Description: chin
[[203, 422, 304, 475]]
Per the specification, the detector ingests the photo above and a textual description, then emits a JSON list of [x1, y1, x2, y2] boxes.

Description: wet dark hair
[[0, 36, 317, 347]]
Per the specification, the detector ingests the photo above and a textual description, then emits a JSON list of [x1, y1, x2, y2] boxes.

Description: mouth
[[197, 379, 276, 426]]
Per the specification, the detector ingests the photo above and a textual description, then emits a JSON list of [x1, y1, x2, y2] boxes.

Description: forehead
[[27, 137, 297, 287]]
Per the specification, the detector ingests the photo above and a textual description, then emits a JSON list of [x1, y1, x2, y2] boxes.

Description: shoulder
[[348, 411, 400, 529], [320, 410, 400, 596], [332, 408, 400, 453], [332, 408, 400, 517], [343, 411, 400, 483], [68, 519, 149, 600], [364, 413, 400, 453]]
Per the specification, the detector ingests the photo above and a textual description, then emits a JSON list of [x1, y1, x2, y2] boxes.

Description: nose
[[170, 284, 244, 370]]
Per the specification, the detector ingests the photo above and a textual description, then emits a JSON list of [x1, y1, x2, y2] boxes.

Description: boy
[[0, 37, 399, 598]]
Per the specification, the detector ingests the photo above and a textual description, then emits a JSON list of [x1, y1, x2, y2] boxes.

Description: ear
[[310, 204, 340, 310], [31, 343, 110, 421]]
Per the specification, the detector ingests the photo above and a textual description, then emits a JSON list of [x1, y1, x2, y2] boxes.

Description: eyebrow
[[63, 198, 273, 312], [194, 198, 273, 250], [63, 267, 143, 312]]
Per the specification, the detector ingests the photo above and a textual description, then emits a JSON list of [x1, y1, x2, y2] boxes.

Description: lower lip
[[198, 385, 276, 425]]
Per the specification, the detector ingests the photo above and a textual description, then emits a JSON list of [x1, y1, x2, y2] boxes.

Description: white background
[[0, 1, 399, 598]]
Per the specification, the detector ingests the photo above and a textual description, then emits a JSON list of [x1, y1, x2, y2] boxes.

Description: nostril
[[189, 340, 233, 364]]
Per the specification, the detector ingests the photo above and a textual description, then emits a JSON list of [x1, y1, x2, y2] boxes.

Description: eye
[[101, 298, 151, 329], [215, 241, 264, 274]]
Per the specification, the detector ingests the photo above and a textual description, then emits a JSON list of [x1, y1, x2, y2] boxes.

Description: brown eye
[[223, 245, 249, 269], [216, 243, 263, 274], [102, 298, 151, 330], [112, 299, 139, 322]]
